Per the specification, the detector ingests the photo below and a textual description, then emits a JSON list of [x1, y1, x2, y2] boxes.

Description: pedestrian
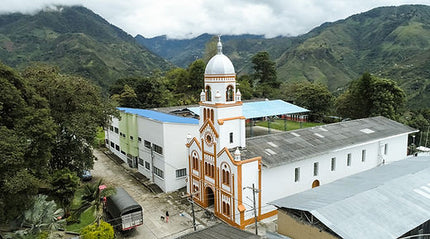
[[165, 211, 169, 223]]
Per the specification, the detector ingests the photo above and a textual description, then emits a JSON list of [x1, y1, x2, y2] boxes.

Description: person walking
[[165, 211, 169, 223]]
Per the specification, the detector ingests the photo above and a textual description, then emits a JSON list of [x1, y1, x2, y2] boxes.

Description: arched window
[[221, 164, 230, 186], [226, 85, 234, 101], [211, 109, 214, 122], [192, 151, 199, 170], [205, 85, 211, 101]]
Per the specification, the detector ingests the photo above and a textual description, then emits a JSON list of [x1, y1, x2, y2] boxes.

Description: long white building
[[185, 38, 418, 229]]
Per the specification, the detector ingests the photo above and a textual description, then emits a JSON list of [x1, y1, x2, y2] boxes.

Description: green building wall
[[119, 112, 139, 157]]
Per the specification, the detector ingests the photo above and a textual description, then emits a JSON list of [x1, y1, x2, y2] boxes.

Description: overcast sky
[[1, 0, 429, 39]]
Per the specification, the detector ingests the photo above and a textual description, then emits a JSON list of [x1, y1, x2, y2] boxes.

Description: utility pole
[[244, 183, 260, 235], [182, 192, 198, 231], [190, 194, 197, 231]]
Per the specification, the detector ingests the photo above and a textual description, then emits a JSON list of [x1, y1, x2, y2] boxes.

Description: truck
[[106, 187, 143, 231]]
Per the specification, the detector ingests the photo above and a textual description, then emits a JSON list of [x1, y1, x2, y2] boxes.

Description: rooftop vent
[[267, 142, 278, 147], [265, 148, 277, 155], [291, 132, 300, 137], [320, 128, 328, 132], [360, 128, 375, 134], [314, 133, 324, 138]]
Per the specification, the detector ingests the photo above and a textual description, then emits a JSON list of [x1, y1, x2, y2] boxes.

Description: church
[[185, 38, 417, 229]]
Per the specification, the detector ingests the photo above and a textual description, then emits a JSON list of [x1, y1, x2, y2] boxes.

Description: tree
[[110, 84, 139, 108], [80, 220, 114, 239], [22, 64, 117, 174], [76, 179, 116, 217], [237, 74, 254, 100], [0, 63, 56, 222], [50, 169, 80, 216], [335, 72, 405, 120], [251, 51, 280, 98], [283, 82, 333, 121]]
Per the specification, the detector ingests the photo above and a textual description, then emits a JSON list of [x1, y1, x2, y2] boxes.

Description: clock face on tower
[[204, 131, 215, 147]]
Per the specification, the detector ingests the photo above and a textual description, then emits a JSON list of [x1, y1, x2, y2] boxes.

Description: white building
[[186, 38, 418, 229], [105, 108, 199, 192]]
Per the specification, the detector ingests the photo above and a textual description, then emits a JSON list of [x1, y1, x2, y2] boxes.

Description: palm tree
[[74, 179, 116, 224]]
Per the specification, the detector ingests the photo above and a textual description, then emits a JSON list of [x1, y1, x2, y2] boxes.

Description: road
[[92, 149, 219, 238]]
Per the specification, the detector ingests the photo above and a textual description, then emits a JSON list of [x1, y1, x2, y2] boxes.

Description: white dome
[[204, 38, 235, 75]]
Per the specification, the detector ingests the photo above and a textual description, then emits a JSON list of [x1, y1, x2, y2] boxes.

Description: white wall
[[260, 134, 410, 210]]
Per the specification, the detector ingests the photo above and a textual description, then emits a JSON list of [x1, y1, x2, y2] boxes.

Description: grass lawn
[[66, 207, 96, 233], [255, 120, 324, 131]]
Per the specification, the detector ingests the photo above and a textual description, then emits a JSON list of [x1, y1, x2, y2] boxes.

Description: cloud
[[0, 0, 429, 38]]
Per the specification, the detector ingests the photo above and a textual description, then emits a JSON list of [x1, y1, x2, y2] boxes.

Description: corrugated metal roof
[[240, 116, 417, 168], [176, 223, 261, 239], [270, 156, 430, 239], [118, 107, 199, 124], [187, 100, 308, 119]]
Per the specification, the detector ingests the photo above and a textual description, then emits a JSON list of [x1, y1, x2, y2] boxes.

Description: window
[[331, 157, 336, 171], [205, 162, 214, 178], [226, 85, 234, 101], [114, 127, 119, 133], [222, 168, 230, 186], [192, 185, 199, 197], [105, 139, 109, 145], [347, 153, 351, 166], [138, 158, 144, 166], [192, 151, 199, 170], [154, 144, 163, 155], [176, 168, 187, 178], [384, 144, 388, 155], [138, 137, 142, 142], [313, 162, 319, 176], [120, 132, 126, 138], [144, 140, 151, 149], [205, 85, 211, 101], [121, 150, 126, 155], [294, 167, 300, 182], [229, 132, 233, 144], [145, 161, 150, 170], [110, 142, 114, 148], [130, 136, 134, 140], [361, 149, 366, 162], [153, 166, 164, 179], [110, 126, 113, 131], [222, 201, 231, 216], [115, 145, 120, 151]]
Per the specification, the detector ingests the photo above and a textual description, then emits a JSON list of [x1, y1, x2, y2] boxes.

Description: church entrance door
[[205, 187, 214, 207]]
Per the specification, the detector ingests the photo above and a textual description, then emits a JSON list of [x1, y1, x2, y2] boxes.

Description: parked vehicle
[[81, 170, 92, 181], [105, 187, 143, 231]]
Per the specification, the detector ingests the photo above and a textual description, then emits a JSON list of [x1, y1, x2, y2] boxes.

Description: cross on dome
[[217, 35, 222, 55]]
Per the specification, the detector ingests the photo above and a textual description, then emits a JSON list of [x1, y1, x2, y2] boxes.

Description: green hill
[[138, 5, 430, 108], [0, 6, 171, 90]]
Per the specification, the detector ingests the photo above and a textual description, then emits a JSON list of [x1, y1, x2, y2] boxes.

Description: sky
[[1, 0, 429, 39]]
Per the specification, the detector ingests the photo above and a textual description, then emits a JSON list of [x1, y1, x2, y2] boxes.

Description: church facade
[[186, 38, 417, 229]]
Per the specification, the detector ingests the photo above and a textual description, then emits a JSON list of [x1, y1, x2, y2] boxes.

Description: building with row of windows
[[185, 38, 417, 229]]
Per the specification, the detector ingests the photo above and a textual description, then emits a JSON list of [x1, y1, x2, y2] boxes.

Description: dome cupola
[[204, 36, 235, 75]]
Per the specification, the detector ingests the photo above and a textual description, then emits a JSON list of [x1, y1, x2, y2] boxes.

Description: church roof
[[240, 116, 417, 168], [187, 99, 308, 119], [118, 107, 199, 124], [270, 156, 430, 239], [204, 38, 235, 75]]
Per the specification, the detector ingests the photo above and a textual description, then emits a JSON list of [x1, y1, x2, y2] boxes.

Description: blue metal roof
[[187, 100, 308, 119], [118, 107, 199, 124]]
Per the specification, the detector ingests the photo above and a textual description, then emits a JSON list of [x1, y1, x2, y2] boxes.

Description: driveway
[[92, 149, 220, 238]]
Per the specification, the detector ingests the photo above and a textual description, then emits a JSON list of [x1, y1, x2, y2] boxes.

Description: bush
[[80, 220, 114, 239]]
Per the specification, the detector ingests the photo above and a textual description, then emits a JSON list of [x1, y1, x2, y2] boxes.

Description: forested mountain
[[0, 6, 171, 90], [138, 5, 430, 108]]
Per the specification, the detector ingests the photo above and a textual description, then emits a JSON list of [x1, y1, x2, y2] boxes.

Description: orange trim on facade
[[242, 210, 278, 226], [186, 137, 201, 149], [218, 116, 246, 125], [258, 162, 262, 217], [199, 119, 219, 138], [199, 102, 243, 108]]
